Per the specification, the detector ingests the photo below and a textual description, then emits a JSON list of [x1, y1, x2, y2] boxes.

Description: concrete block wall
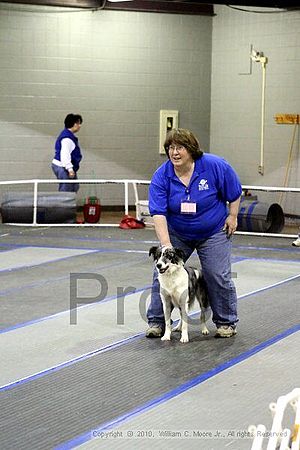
[[0, 3, 212, 205], [210, 6, 300, 215]]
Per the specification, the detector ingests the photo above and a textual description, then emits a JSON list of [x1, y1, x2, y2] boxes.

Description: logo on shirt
[[198, 179, 209, 191]]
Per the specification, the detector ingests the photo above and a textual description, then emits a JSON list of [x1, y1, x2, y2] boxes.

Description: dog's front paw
[[201, 328, 210, 335], [180, 334, 189, 343], [161, 333, 171, 341]]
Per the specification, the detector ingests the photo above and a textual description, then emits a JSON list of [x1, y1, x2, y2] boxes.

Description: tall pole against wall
[[275, 114, 300, 206], [259, 56, 268, 175], [250, 49, 268, 175]]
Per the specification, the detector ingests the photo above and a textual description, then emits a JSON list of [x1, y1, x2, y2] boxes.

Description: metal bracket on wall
[[274, 114, 300, 124]]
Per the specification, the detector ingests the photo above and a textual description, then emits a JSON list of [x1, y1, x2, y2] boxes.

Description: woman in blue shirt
[[146, 128, 242, 339]]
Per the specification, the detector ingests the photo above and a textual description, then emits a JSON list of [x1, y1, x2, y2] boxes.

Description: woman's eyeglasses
[[168, 145, 185, 152]]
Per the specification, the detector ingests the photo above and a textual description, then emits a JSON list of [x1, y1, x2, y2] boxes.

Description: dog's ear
[[149, 246, 159, 259], [174, 248, 185, 260]]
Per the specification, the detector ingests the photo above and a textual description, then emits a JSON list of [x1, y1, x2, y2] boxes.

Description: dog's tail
[[185, 267, 199, 309], [185, 266, 210, 310], [197, 270, 210, 309]]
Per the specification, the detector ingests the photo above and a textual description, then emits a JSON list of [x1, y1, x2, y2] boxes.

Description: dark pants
[[51, 164, 79, 192]]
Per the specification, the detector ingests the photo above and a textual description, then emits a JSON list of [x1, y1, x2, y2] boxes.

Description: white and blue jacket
[[53, 128, 82, 172]]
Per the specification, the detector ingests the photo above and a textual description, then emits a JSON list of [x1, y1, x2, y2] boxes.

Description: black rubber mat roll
[[238, 200, 284, 233], [1, 192, 76, 224]]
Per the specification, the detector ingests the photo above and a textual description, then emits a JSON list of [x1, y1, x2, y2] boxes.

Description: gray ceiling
[[0, 0, 299, 15]]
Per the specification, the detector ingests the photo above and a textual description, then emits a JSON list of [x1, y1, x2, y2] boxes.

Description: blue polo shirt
[[149, 153, 242, 239]]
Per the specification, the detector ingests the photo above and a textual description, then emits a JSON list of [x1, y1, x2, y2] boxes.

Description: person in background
[[52, 113, 83, 192], [146, 128, 242, 339]]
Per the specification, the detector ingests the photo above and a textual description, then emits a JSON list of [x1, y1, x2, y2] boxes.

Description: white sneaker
[[146, 324, 164, 338], [215, 325, 237, 338], [292, 237, 300, 247]]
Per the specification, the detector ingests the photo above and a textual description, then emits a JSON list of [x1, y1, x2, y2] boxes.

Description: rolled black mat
[[1, 191, 77, 224], [238, 200, 284, 233]]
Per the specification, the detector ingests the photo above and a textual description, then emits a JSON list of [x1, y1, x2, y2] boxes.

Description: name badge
[[181, 201, 196, 214]]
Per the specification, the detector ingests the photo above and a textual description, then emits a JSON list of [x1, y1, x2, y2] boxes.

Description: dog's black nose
[[156, 263, 162, 269]]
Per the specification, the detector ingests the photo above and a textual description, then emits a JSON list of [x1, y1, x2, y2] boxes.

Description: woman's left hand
[[223, 214, 238, 237]]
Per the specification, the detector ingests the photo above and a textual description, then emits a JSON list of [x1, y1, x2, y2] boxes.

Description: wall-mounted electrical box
[[159, 110, 179, 154]]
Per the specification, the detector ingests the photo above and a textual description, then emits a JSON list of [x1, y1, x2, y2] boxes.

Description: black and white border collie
[[149, 246, 211, 343]]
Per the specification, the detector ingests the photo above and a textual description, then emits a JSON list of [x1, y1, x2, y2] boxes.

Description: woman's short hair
[[164, 128, 203, 160], [64, 113, 83, 128]]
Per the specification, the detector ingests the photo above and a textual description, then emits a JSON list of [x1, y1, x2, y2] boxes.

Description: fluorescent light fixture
[[107, 0, 133, 2]]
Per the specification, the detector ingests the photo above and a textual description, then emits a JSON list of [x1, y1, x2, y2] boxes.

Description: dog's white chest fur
[[158, 267, 189, 307], [149, 246, 210, 343]]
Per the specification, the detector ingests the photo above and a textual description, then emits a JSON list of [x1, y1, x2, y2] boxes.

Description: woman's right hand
[[153, 215, 172, 248]]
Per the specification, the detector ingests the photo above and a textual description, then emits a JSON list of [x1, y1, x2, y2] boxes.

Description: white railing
[[0, 179, 299, 238], [249, 388, 300, 450], [0, 179, 150, 227]]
